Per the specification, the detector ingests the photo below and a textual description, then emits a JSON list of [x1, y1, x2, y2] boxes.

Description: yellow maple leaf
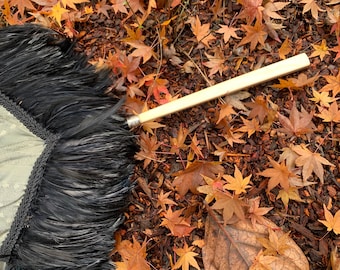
[[49, 1, 69, 26], [223, 164, 252, 195], [61, 0, 89, 10], [311, 39, 330, 61], [309, 89, 336, 107], [277, 186, 304, 210], [257, 229, 291, 256], [173, 242, 200, 270], [320, 71, 340, 97], [318, 204, 340, 235]]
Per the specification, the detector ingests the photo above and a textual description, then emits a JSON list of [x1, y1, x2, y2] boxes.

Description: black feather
[[0, 24, 136, 269]]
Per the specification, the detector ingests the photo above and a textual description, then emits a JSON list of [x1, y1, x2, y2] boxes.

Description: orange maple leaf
[[203, 49, 226, 78], [135, 132, 161, 169], [173, 242, 200, 270], [190, 15, 216, 47], [237, 0, 264, 24], [145, 77, 172, 104], [237, 116, 262, 137], [9, 0, 36, 17], [156, 190, 177, 211], [257, 157, 296, 192], [278, 38, 292, 59], [318, 204, 340, 235], [172, 160, 224, 196], [160, 207, 195, 237], [239, 20, 268, 51], [311, 39, 330, 61], [114, 237, 150, 270], [245, 95, 277, 125], [320, 71, 340, 97], [170, 124, 189, 154], [110, 0, 128, 14], [216, 24, 240, 43], [299, 0, 325, 20], [316, 101, 340, 123], [292, 144, 335, 183], [189, 133, 204, 159], [197, 174, 225, 204], [127, 41, 156, 64], [216, 103, 236, 124]]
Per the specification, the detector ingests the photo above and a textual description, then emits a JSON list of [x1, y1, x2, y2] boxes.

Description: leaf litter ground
[[2, 0, 339, 268]]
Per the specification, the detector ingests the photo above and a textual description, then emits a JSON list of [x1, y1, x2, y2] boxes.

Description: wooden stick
[[126, 53, 310, 127]]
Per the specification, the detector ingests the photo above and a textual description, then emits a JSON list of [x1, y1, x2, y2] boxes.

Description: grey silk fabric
[[0, 105, 45, 246]]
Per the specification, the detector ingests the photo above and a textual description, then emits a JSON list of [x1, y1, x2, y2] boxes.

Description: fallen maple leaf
[[237, 0, 264, 24], [257, 157, 296, 192], [320, 71, 340, 97], [212, 190, 246, 224], [237, 116, 262, 137], [263, 0, 289, 21], [223, 164, 252, 195], [135, 132, 161, 169], [257, 229, 291, 256], [49, 1, 69, 26], [277, 102, 315, 139], [197, 174, 225, 204], [278, 38, 292, 59], [218, 120, 246, 146], [216, 24, 241, 43], [110, 0, 128, 14], [170, 124, 189, 154], [203, 49, 226, 78], [250, 250, 278, 270], [156, 190, 177, 211], [311, 39, 330, 61], [309, 89, 337, 107], [172, 160, 224, 196], [114, 237, 150, 270], [160, 207, 195, 237], [95, 0, 112, 18], [173, 242, 200, 270], [239, 20, 268, 52], [318, 204, 340, 235], [299, 0, 325, 20], [61, 0, 88, 10], [189, 15, 216, 47], [245, 95, 277, 125], [292, 144, 335, 183], [9, 0, 36, 17], [127, 41, 156, 64], [277, 186, 304, 210], [316, 101, 340, 123], [189, 133, 204, 159], [247, 197, 273, 228]]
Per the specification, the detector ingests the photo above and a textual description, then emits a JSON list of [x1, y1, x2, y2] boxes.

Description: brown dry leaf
[[216, 24, 241, 43], [330, 247, 340, 270], [202, 215, 309, 270], [245, 95, 277, 125], [173, 242, 200, 270], [95, 0, 111, 18], [172, 160, 224, 196], [320, 71, 340, 97], [189, 133, 204, 159], [263, 0, 289, 20], [127, 41, 156, 64], [277, 102, 315, 139], [299, 0, 325, 20], [238, 20, 268, 52], [224, 91, 252, 111], [114, 237, 150, 270], [189, 15, 216, 47], [160, 207, 195, 237], [9, 0, 36, 17], [211, 191, 246, 224], [110, 0, 128, 14], [218, 120, 246, 146], [135, 132, 161, 169], [292, 144, 335, 183], [257, 157, 296, 192], [170, 124, 189, 154]]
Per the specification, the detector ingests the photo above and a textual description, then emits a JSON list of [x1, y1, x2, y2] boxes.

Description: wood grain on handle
[[127, 53, 310, 127]]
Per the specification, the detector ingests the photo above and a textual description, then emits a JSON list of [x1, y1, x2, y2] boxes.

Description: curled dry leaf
[[202, 214, 309, 270]]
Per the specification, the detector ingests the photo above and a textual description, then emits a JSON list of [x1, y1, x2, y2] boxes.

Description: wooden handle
[[126, 53, 310, 127]]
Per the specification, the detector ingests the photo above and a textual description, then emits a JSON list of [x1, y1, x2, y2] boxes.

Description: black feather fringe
[[0, 24, 136, 269]]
